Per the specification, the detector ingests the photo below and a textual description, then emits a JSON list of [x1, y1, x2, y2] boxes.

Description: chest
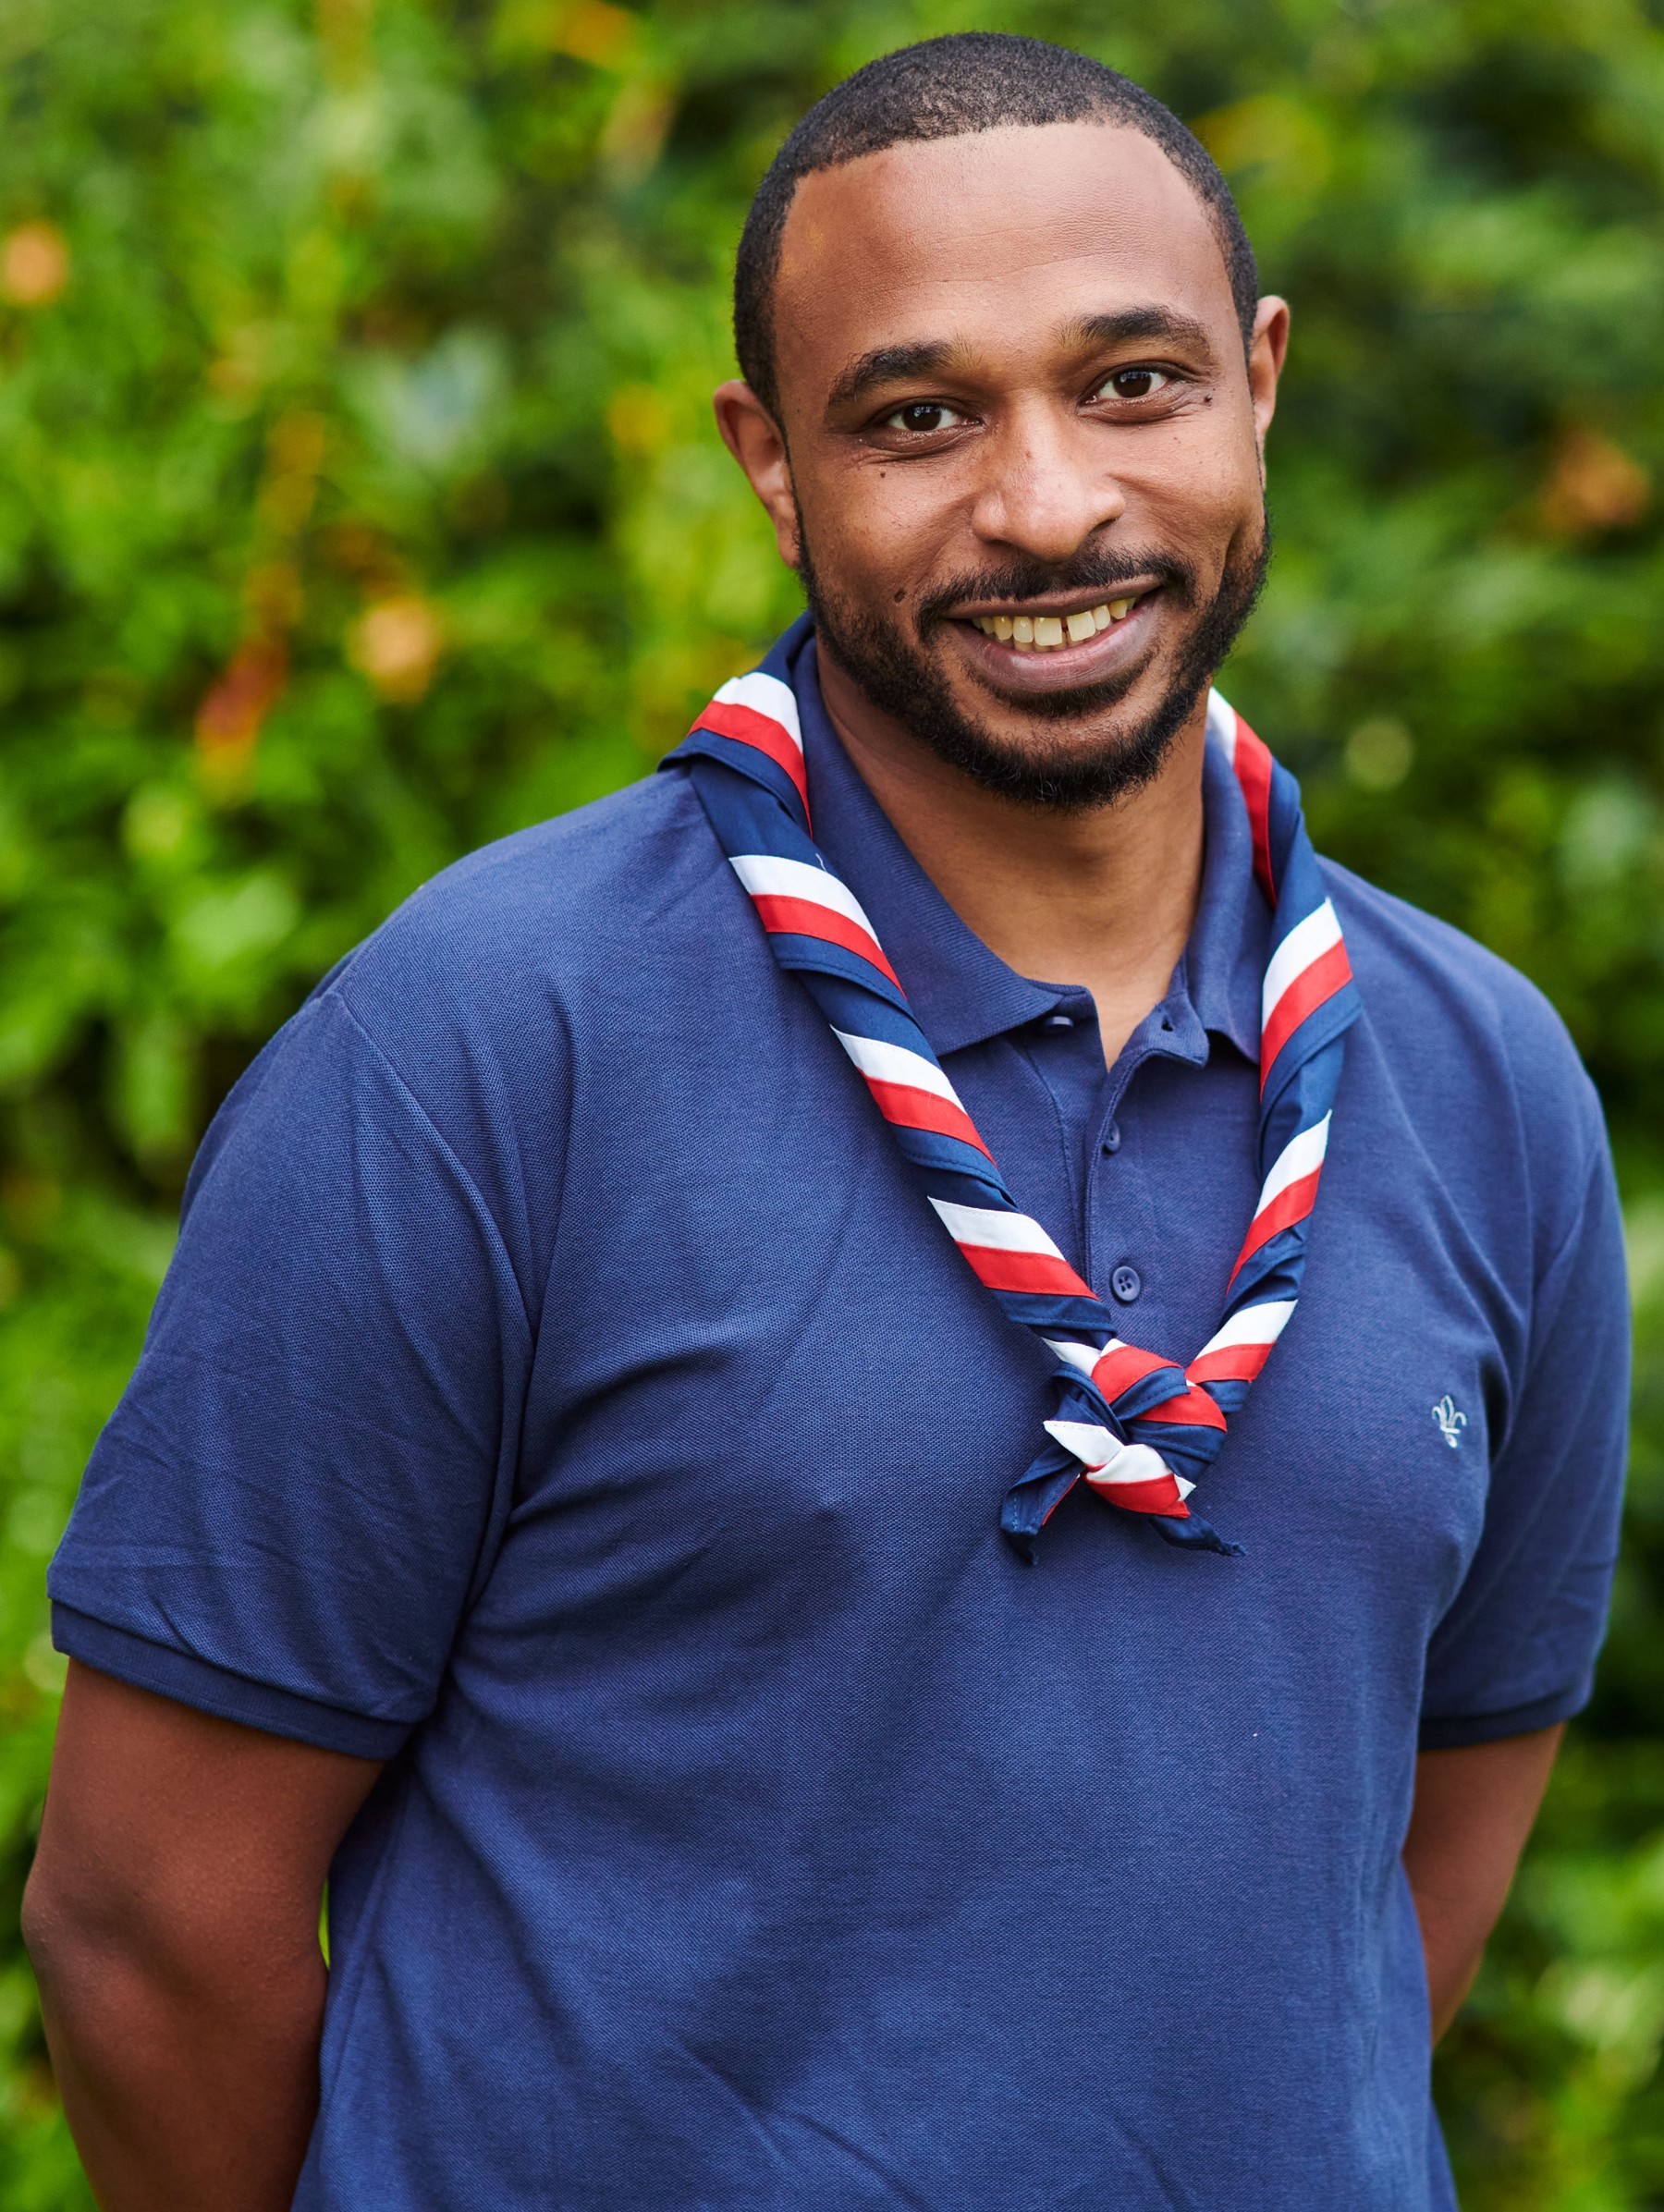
[[510, 970, 1521, 1656]]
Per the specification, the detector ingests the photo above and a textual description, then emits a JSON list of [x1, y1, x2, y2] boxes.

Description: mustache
[[914, 546, 1200, 630]]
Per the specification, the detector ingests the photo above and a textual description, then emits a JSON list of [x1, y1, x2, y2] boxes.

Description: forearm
[[29, 1905, 326, 2212], [1404, 1875, 1487, 2043], [23, 1664, 384, 2210], [1401, 1724, 1563, 2044]]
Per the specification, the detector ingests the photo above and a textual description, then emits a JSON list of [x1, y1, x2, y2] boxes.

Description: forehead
[[773, 122, 1237, 406]]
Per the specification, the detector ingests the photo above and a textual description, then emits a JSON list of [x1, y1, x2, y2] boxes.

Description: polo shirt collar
[[784, 620, 1266, 1065]]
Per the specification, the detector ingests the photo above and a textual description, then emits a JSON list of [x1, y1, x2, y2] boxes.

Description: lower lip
[[950, 595, 1158, 691]]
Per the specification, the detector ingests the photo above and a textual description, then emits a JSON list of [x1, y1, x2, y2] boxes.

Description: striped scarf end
[[1149, 1512, 1246, 1558]]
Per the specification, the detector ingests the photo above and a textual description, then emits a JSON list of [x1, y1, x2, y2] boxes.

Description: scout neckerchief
[[663, 634, 1359, 1558]]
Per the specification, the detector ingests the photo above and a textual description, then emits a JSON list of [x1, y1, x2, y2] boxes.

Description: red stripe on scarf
[[694, 703, 811, 822], [1228, 1168, 1322, 1286], [749, 896, 903, 989], [1261, 939, 1353, 1090], [1083, 1469, 1191, 1516], [1230, 715, 1277, 903], [1133, 1384, 1230, 1433], [957, 1245, 1097, 1299], [1187, 1339, 1277, 1386], [863, 1078, 993, 1158], [1091, 1342, 1180, 1400]]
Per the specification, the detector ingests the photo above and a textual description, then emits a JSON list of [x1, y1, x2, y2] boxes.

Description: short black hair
[[734, 32, 1258, 422]]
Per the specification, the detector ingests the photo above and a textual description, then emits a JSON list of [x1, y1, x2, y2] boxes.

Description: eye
[[1097, 366, 1173, 401], [881, 401, 967, 434]]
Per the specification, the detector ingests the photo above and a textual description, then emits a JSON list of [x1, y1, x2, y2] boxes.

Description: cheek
[[803, 459, 962, 598], [1127, 420, 1262, 548]]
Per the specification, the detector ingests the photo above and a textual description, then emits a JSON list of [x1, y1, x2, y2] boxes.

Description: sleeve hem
[[1418, 1680, 1590, 1750], [51, 1605, 412, 1760]]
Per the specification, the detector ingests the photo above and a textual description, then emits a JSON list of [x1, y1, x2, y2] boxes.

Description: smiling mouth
[[958, 593, 1146, 654]]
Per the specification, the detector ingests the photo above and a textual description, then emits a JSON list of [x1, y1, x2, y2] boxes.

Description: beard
[[797, 517, 1271, 813]]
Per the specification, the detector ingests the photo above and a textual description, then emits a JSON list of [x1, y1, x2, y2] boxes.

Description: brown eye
[[882, 402, 966, 434], [1100, 367, 1171, 401]]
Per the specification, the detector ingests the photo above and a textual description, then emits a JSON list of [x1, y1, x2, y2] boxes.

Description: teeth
[[970, 596, 1140, 652]]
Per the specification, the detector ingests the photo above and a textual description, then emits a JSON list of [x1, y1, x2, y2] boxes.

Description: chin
[[960, 665, 1156, 732], [923, 713, 1193, 813]]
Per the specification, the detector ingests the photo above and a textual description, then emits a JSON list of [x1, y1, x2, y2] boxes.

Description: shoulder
[[1319, 856, 1610, 1251], [194, 770, 725, 1233], [1321, 859, 1589, 1090], [323, 766, 719, 1061], [349, 767, 710, 993]]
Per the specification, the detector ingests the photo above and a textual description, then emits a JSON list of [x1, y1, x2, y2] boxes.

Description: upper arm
[[1402, 1721, 1564, 2040], [26, 1662, 383, 1972], [45, 985, 535, 1757], [1420, 1112, 1628, 1748], [1403, 1723, 1563, 1913]]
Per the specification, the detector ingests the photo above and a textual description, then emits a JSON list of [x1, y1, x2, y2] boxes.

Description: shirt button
[[1101, 1122, 1121, 1155], [1045, 1013, 1074, 1029], [1110, 1265, 1143, 1304]]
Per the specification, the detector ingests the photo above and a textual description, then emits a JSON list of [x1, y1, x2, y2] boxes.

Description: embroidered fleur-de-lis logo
[[1431, 1395, 1467, 1449]]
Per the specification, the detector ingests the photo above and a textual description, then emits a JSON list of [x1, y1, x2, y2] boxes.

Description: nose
[[968, 400, 1127, 566]]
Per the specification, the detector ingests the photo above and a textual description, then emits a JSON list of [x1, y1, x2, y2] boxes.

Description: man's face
[[720, 121, 1286, 809]]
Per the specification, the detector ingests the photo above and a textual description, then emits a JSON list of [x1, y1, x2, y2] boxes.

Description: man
[[24, 32, 1627, 2212]]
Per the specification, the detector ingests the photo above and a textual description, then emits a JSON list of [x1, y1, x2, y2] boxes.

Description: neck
[[815, 646, 1209, 1067]]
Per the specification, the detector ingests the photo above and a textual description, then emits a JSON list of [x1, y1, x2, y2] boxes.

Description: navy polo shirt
[[51, 622, 1627, 2210]]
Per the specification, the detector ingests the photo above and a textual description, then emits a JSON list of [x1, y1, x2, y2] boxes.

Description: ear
[[713, 381, 801, 568], [1247, 297, 1291, 460]]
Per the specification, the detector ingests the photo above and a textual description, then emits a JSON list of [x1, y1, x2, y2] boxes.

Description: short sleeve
[[1419, 1118, 1629, 1748], [48, 986, 532, 1757]]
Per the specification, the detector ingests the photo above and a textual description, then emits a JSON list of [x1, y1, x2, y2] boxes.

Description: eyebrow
[[823, 305, 1219, 415], [825, 341, 959, 412], [1064, 306, 1217, 358]]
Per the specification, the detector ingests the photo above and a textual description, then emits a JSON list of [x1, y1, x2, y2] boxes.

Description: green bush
[[2, 1, 1662, 2200]]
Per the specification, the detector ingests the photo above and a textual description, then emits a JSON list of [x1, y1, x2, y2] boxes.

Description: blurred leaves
[[0, 0, 1660, 2201]]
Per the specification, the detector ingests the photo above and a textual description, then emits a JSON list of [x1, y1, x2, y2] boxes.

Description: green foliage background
[[0, 0, 1660, 2200]]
